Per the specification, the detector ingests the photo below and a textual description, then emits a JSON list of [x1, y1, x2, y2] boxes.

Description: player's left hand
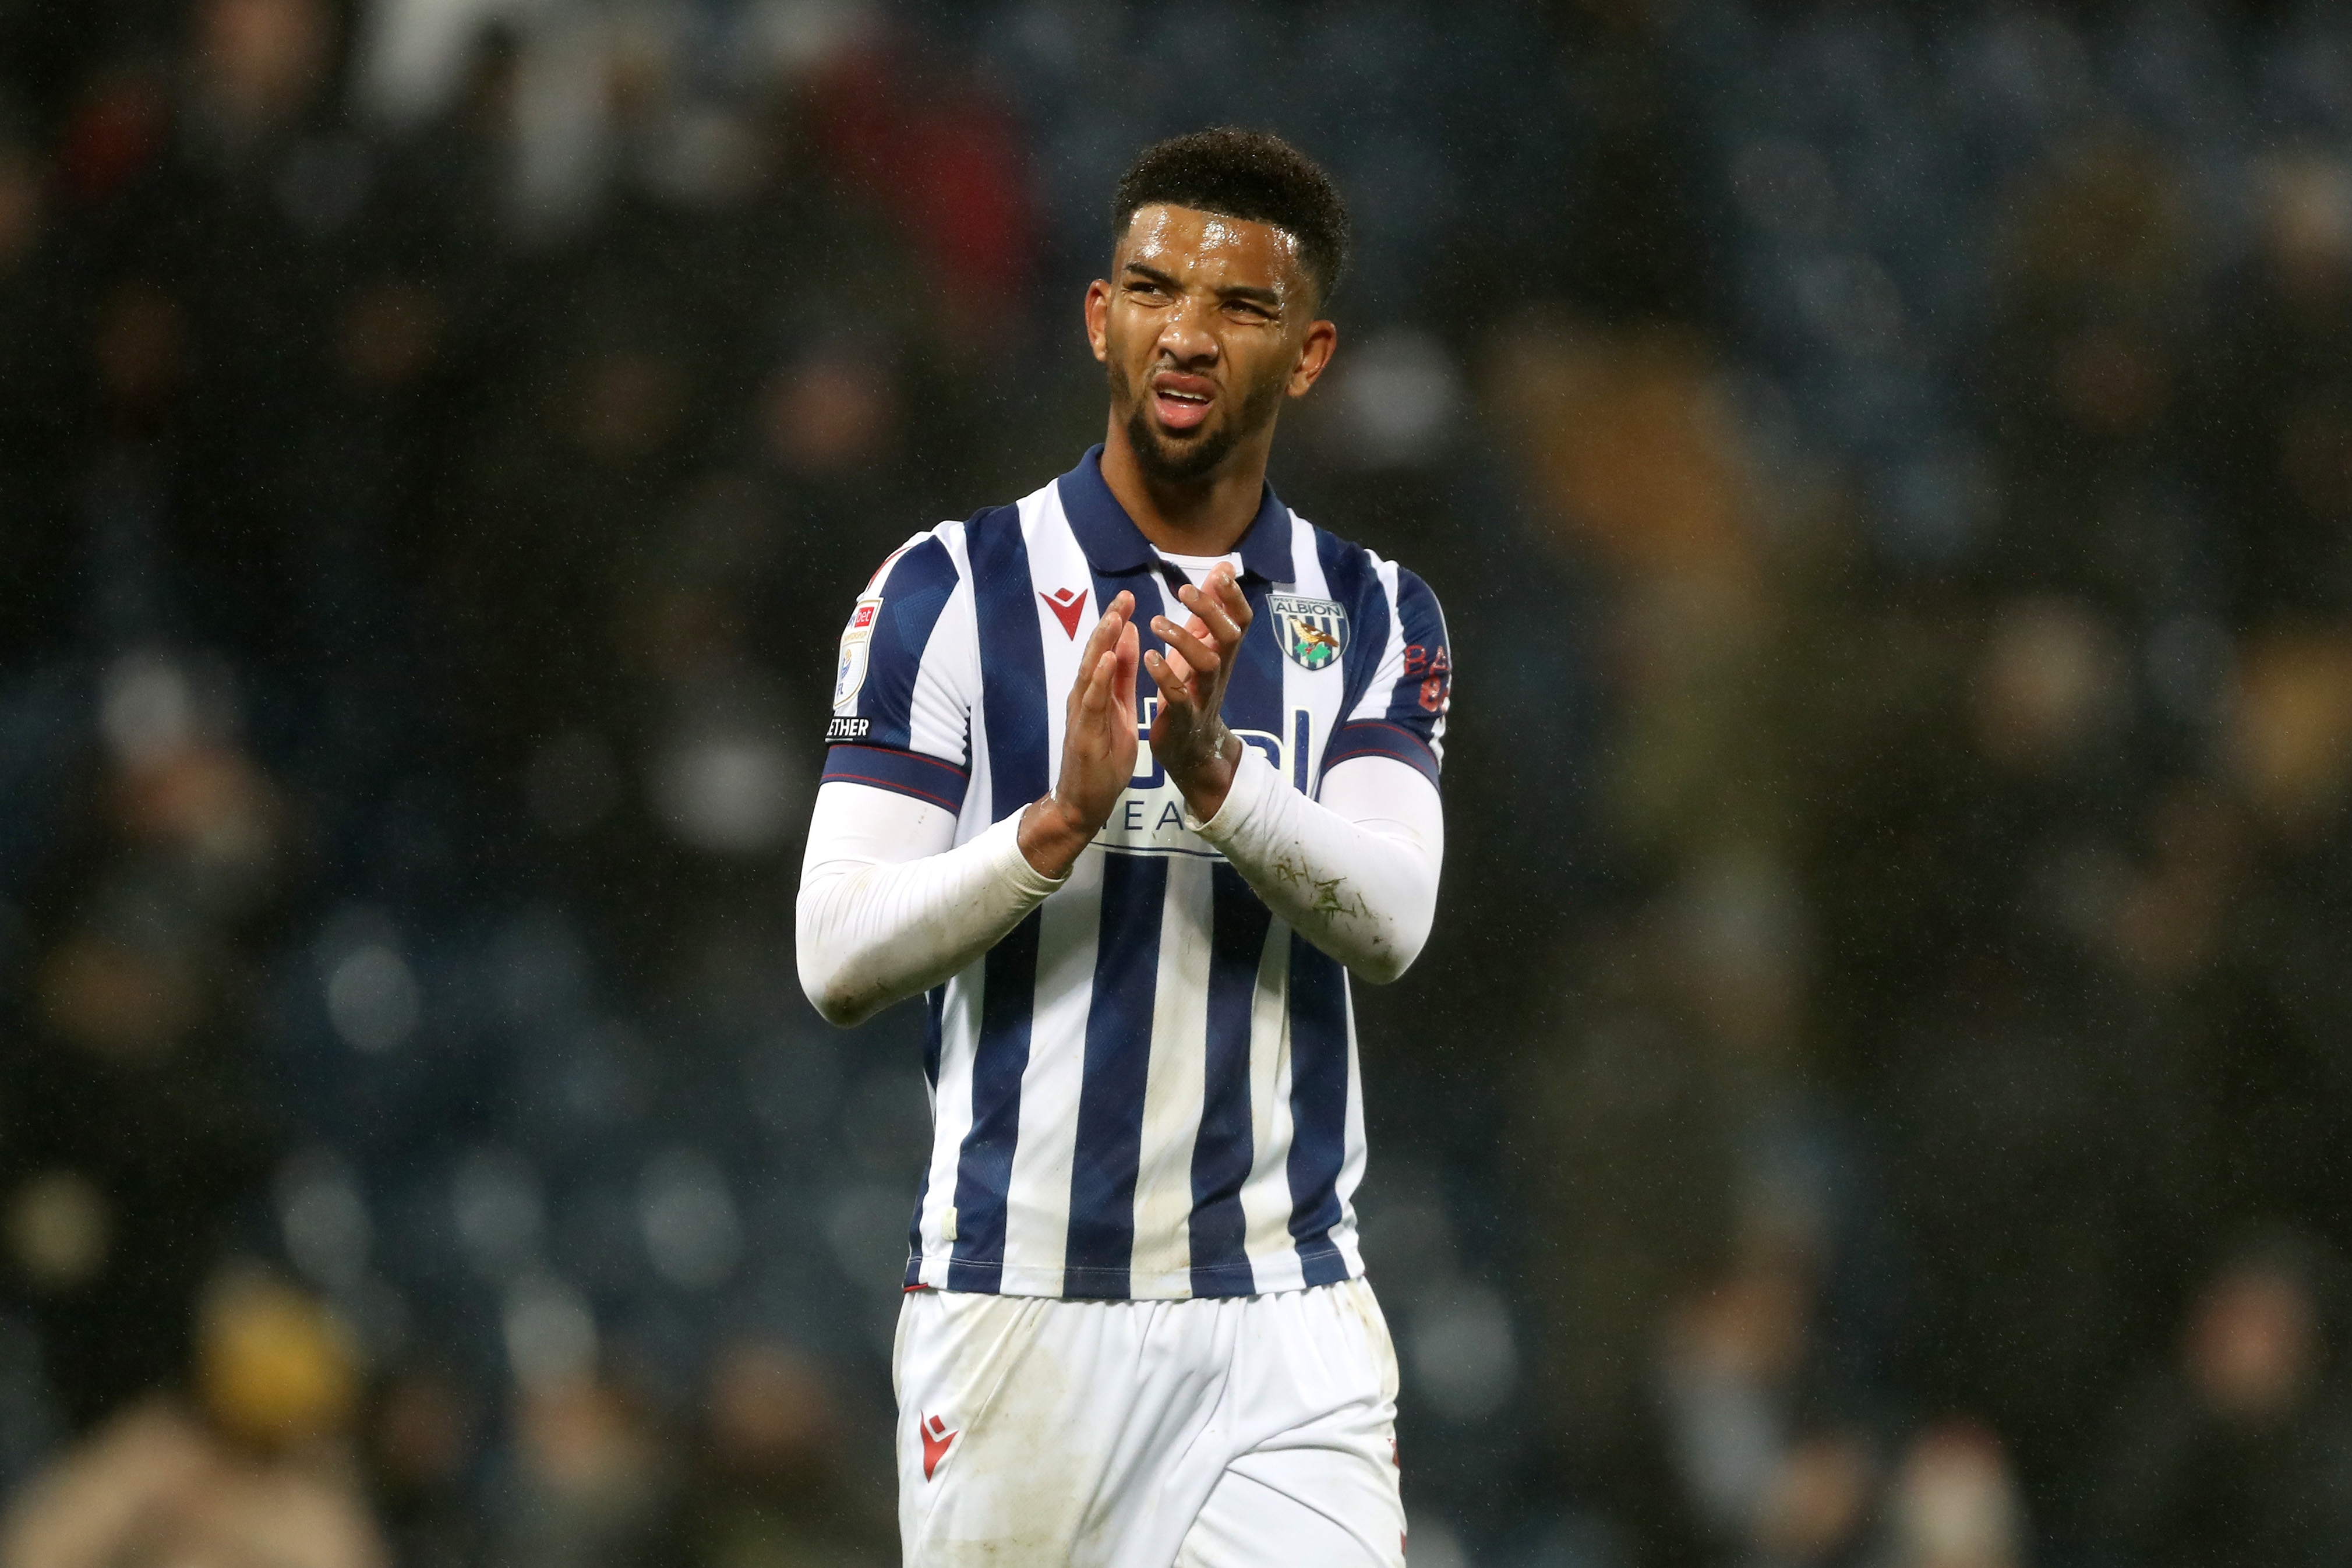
[[1145, 563, 1252, 821]]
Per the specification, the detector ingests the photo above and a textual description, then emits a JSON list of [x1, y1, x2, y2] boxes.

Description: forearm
[[1186, 750, 1443, 983], [796, 783, 1064, 1026]]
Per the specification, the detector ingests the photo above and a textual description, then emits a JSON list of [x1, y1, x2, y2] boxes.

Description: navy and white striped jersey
[[820, 446, 1451, 1300]]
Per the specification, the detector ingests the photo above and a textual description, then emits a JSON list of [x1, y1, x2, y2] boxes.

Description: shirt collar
[[1055, 444, 1295, 585]]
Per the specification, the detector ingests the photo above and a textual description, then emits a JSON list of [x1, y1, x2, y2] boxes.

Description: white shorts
[[894, 1277, 1406, 1568]]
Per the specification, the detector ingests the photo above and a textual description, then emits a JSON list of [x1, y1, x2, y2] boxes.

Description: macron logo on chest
[[1041, 586, 1088, 638]]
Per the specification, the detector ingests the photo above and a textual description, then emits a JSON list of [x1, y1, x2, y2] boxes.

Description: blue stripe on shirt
[[948, 504, 1050, 1292], [1221, 574, 1283, 751], [1179, 573, 1288, 1297], [949, 913, 1041, 1293], [850, 536, 960, 751], [1381, 567, 1450, 748], [1316, 531, 1391, 728], [969, 506, 1051, 820], [902, 988, 947, 1288], [1284, 933, 1352, 1286], [1063, 850, 1169, 1298], [1190, 861, 1271, 1297]]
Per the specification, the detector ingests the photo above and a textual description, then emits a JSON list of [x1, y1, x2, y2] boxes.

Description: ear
[[1286, 319, 1338, 398], [1085, 278, 1112, 364]]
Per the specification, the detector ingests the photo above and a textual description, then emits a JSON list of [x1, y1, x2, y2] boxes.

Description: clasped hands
[[1016, 567, 1252, 880]]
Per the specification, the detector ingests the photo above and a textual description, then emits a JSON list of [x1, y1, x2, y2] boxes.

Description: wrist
[[1171, 728, 1242, 822], [1016, 793, 1094, 879]]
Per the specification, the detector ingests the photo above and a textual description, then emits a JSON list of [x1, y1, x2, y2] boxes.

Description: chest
[[1025, 575, 1365, 859]]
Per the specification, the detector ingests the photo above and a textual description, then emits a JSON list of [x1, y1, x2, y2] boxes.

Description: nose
[[1156, 294, 1220, 366]]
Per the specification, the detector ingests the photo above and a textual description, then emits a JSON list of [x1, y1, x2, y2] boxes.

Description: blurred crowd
[[5, 0, 2352, 1565]]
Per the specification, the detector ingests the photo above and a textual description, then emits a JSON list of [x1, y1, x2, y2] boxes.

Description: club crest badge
[[1270, 595, 1349, 671]]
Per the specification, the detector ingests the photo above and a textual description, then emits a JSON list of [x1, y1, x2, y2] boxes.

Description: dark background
[[3, 1, 2352, 1565]]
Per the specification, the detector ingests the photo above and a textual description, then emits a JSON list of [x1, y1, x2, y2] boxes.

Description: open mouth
[[1150, 376, 1215, 432]]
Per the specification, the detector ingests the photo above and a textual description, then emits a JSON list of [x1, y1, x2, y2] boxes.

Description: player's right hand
[[1018, 592, 1138, 878]]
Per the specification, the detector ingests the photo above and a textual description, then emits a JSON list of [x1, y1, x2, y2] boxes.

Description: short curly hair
[[1112, 128, 1351, 309]]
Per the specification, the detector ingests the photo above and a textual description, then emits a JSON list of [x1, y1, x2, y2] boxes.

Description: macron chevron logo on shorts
[[921, 1413, 956, 1479]]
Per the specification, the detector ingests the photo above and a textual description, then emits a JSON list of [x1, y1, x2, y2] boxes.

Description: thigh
[[1176, 1280, 1405, 1568], [896, 1290, 1234, 1568], [1175, 1440, 1406, 1568], [896, 1290, 1095, 1566]]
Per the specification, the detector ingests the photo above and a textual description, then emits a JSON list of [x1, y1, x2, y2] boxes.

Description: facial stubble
[[1112, 350, 1291, 486]]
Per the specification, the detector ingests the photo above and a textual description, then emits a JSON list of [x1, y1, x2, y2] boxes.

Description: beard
[[1113, 355, 1289, 485]]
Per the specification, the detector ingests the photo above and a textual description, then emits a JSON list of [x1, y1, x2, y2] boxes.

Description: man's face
[[1087, 204, 1334, 484]]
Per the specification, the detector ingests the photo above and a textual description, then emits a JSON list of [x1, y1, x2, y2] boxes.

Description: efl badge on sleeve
[[1270, 595, 1349, 671], [834, 597, 881, 710]]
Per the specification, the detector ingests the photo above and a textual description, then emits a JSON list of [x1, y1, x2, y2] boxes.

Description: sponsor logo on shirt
[[1090, 702, 1305, 857], [827, 716, 871, 743]]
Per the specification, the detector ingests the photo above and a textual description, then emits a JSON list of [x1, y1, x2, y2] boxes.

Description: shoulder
[[1291, 515, 1445, 627], [951, 483, 1061, 580], [861, 471, 1055, 591], [863, 524, 969, 601], [843, 484, 1057, 650], [838, 527, 972, 697], [869, 478, 1066, 595], [847, 467, 1075, 631]]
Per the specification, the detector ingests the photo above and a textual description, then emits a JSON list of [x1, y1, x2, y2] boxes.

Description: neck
[[1098, 414, 1271, 556]]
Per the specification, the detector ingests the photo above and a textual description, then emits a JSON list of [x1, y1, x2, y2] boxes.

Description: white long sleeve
[[794, 789, 1064, 1027], [1187, 748, 1444, 984], [796, 750, 1445, 1026]]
